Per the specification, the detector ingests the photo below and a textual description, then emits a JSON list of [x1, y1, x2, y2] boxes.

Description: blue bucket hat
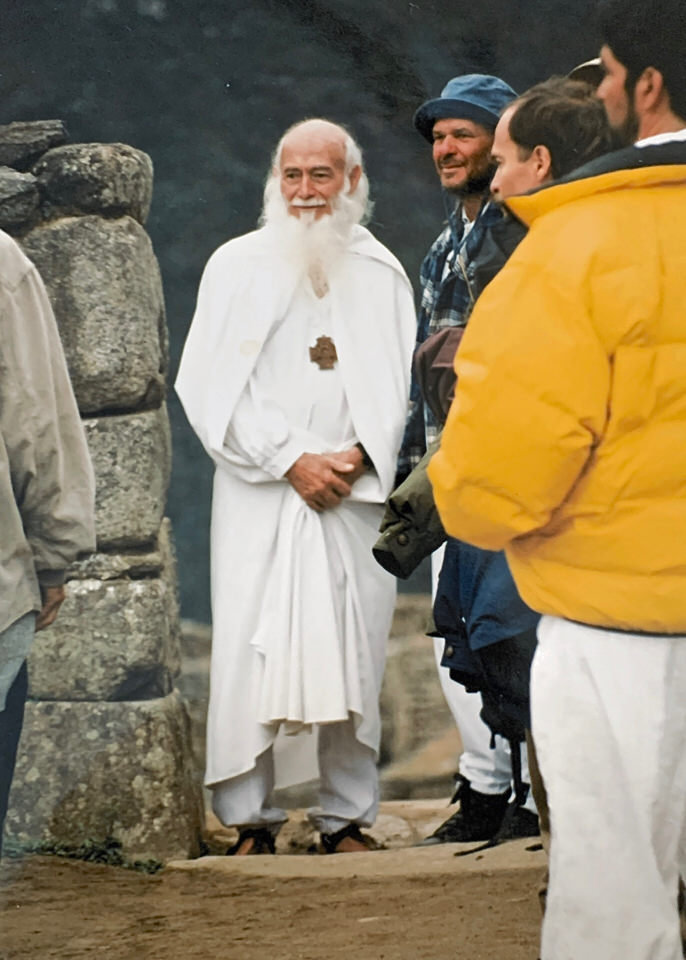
[[414, 74, 518, 142]]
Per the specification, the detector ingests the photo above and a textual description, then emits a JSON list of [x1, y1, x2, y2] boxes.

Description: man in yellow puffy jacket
[[429, 0, 686, 957]]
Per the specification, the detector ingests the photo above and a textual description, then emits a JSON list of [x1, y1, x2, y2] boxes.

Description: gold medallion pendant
[[309, 335, 338, 370]]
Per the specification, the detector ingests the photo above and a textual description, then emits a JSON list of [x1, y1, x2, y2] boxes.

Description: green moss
[[3, 836, 163, 874]]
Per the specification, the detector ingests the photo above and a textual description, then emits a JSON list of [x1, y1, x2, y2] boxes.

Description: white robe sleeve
[[222, 376, 310, 481]]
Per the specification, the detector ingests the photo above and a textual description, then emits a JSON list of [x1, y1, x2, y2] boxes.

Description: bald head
[[279, 118, 349, 162], [273, 118, 365, 220], [275, 118, 360, 170]]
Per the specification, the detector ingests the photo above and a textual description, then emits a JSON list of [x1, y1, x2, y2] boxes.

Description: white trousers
[[211, 717, 379, 836], [532, 615, 686, 960], [431, 549, 534, 809]]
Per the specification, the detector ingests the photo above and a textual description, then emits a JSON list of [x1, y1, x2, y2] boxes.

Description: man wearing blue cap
[[401, 74, 540, 845], [401, 74, 519, 489]]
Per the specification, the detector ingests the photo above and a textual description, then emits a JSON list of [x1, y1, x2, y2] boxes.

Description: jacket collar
[[506, 139, 686, 227]]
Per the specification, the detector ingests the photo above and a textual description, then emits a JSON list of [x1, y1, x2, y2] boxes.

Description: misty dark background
[[2, 0, 598, 622]]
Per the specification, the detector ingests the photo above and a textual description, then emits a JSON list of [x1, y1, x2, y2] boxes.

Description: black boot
[[496, 803, 540, 840], [417, 775, 510, 846]]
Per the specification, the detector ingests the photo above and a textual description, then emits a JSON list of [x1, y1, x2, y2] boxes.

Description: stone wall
[[2, 121, 203, 862]]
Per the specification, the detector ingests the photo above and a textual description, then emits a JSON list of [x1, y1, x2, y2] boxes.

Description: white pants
[[532, 615, 686, 960], [211, 717, 379, 836], [431, 549, 534, 809]]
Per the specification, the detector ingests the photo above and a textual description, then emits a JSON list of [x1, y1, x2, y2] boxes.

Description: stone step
[[169, 798, 546, 877]]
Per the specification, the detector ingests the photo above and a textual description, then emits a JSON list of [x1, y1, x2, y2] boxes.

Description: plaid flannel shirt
[[396, 200, 504, 482]]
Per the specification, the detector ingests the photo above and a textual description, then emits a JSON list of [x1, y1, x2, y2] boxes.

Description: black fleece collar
[[551, 137, 686, 189]]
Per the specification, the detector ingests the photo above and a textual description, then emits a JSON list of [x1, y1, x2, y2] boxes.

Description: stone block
[[379, 632, 454, 766], [84, 407, 171, 549], [21, 216, 166, 414], [66, 517, 178, 585], [0, 167, 39, 230], [158, 518, 182, 681], [380, 727, 461, 801], [68, 544, 164, 581], [6, 692, 204, 862], [390, 593, 432, 639], [28, 577, 177, 702], [0, 120, 67, 171], [178, 620, 211, 785], [34, 143, 153, 224]]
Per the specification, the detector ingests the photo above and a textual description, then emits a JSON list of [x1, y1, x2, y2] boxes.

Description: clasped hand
[[285, 448, 365, 512]]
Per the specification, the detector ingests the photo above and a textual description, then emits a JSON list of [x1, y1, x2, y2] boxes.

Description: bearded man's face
[[431, 117, 495, 194], [598, 44, 640, 146], [279, 133, 353, 219]]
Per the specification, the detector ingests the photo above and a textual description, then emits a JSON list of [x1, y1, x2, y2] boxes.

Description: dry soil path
[[1, 800, 545, 959]]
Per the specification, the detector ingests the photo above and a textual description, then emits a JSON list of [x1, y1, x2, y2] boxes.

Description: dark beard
[[614, 78, 640, 147], [616, 102, 640, 147], [445, 161, 497, 197]]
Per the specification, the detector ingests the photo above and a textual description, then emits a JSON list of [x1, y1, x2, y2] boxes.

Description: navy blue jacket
[[433, 538, 540, 739]]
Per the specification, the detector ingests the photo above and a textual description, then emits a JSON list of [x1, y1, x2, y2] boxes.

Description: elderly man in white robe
[[176, 119, 415, 855]]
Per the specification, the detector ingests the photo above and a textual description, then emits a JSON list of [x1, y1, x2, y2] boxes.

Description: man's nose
[[435, 137, 458, 159], [296, 175, 314, 197]]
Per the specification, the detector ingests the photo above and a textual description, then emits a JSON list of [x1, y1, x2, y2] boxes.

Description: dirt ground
[[0, 852, 542, 960]]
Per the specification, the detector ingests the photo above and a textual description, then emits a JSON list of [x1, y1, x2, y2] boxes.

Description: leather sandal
[[320, 822, 376, 854], [226, 826, 276, 856]]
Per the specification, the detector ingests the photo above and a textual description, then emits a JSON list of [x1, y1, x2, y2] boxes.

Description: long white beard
[[260, 176, 363, 293]]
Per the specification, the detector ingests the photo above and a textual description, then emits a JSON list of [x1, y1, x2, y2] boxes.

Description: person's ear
[[635, 66, 665, 112], [531, 144, 553, 184], [348, 165, 362, 192]]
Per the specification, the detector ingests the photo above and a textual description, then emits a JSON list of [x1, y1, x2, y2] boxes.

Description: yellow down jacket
[[428, 144, 686, 632]]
